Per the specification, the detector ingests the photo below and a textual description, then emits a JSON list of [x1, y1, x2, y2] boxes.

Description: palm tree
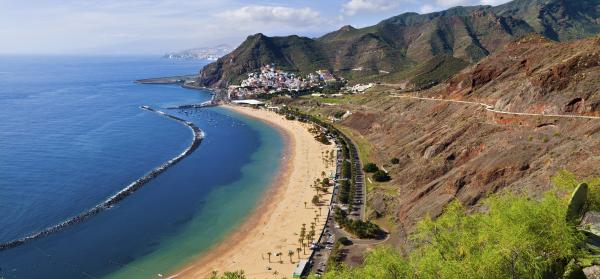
[[304, 201, 307, 208], [278, 252, 282, 262], [321, 171, 326, 177], [296, 247, 302, 259], [267, 252, 272, 263], [319, 207, 322, 216], [288, 250, 294, 263]]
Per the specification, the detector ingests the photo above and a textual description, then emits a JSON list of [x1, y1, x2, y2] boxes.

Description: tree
[[288, 250, 295, 263], [363, 163, 379, 173], [296, 247, 302, 259], [312, 195, 320, 205], [267, 252, 272, 263], [372, 170, 391, 182], [304, 201, 307, 208], [391, 157, 400, 164]]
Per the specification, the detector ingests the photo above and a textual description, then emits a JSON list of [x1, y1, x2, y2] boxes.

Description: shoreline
[[0, 106, 204, 251], [168, 105, 335, 278]]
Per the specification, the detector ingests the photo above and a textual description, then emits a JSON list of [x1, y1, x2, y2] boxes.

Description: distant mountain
[[197, 0, 600, 88], [164, 44, 232, 61]]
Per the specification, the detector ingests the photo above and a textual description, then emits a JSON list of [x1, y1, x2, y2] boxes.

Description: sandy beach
[[168, 105, 336, 279]]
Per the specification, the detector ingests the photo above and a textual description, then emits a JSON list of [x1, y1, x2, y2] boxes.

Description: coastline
[[168, 105, 335, 279]]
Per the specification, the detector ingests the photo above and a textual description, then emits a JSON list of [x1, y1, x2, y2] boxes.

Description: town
[[227, 64, 346, 99]]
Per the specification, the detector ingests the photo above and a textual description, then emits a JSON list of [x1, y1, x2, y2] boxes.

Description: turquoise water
[[0, 56, 284, 278]]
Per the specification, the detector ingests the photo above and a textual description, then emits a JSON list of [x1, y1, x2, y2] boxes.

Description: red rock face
[[306, 35, 600, 247]]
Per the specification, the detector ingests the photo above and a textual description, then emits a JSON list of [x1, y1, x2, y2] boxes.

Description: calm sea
[[0, 56, 284, 278]]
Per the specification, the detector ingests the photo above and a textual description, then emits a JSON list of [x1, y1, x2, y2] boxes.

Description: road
[[391, 93, 600, 120]]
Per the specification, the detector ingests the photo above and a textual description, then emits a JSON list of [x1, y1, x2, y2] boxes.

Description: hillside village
[[226, 64, 378, 100]]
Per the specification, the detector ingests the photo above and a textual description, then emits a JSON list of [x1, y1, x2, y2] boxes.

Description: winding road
[[391, 93, 600, 120]]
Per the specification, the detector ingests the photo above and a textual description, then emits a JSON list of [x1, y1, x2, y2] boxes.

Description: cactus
[[566, 183, 589, 222]]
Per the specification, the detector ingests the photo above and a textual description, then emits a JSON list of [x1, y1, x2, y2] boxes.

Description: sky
[[0, 0, 512, 55]]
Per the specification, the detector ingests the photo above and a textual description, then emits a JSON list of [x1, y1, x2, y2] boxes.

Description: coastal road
[[339, 133, 367, 222], [390, 93, 600, 120]]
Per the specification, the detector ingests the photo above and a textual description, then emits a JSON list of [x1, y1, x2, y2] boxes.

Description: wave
[[0, 106, 204, 251]]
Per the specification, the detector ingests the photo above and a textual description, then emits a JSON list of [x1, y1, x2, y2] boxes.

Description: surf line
[[0, 106, 204, 251]]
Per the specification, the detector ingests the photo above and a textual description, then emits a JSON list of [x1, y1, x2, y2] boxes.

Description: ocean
[[0, 56, 284, 278]]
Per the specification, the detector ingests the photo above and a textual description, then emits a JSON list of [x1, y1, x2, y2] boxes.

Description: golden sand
[[168, 105, 335, 279]]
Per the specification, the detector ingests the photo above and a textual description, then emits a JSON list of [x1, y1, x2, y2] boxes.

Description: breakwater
[[0, 106, 204, 251]]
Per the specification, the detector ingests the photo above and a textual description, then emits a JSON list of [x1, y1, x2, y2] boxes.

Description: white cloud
[[217, 5, 324, 27], [435, 0, 469, 6], [342, 0, 401, 16], [479, 0, 511, 5], [420, 4, 436, 14]]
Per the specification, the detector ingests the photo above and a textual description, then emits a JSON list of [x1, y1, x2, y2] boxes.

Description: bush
[[338, 236, 353, 245], [363, 163, 379, 173], [390, 157, 400, 164], [206, 270, 246, 279], [285, 114, 295, 120], [318, 186, 589, 279], [372, 170, 391, 182]]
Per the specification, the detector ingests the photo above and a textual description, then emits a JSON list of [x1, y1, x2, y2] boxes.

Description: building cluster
[[227, 65, 340, 99], [344, 83, 375, 93]]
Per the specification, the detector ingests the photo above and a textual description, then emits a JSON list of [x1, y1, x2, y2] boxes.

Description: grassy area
[[298, 94, 357, 105], [335, 125, 372, 166]]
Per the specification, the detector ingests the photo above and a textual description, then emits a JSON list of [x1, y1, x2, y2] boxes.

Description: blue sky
[[0, 0, 511, 54]]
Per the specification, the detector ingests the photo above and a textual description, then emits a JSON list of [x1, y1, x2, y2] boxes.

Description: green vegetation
[[391, 157, 400, 164], [328, 238, 345, 269], [333, 206, 382, 239], [408, 55, 469, 90], [338, 236, 353, 246], [372, 170, 391, 182], [316, 171, 600, 278], [363, 162, 379, 173], [566, 183, 589, 222], [205, 270, 246, 279]]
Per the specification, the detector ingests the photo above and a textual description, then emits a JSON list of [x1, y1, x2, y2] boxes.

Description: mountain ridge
[[196, 0, 600, 89]]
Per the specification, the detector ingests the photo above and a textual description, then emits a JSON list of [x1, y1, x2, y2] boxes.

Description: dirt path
[[391, 93, 600, 120]]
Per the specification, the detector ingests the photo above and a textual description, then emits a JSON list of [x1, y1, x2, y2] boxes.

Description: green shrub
[[391, 157, 400, 164], [372, 170, 391, 182], [566, 183, 589, 222], [363, 163, 379, 173], [317, 172, 598, 279], [338, 236, 353, 245]]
